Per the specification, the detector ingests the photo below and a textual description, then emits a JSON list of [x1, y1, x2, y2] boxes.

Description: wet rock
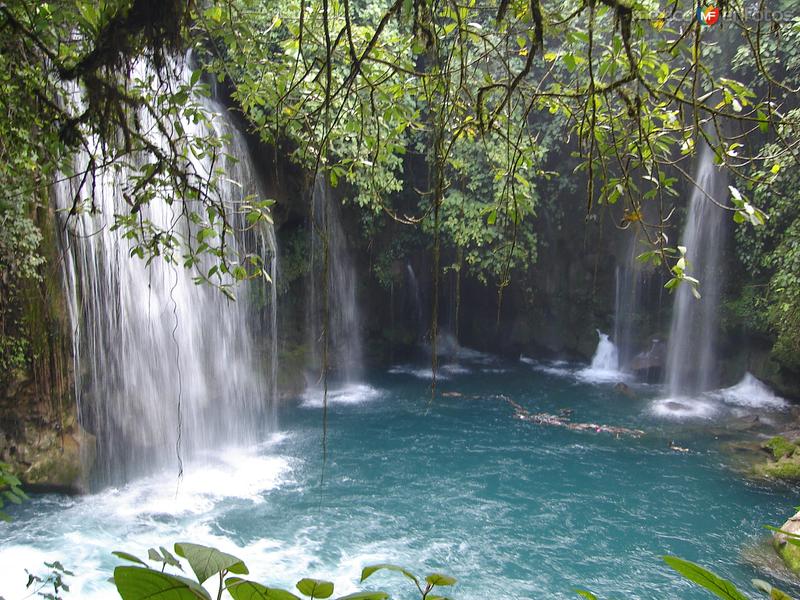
[[664, 401, 690, 412], [22, 423, 96, 493], [630, 339, 666, 382], [726, 414, 763, 433], [0, 405, 95, 494], [613, 382, 636, 398], [773, 511, 800, 574]]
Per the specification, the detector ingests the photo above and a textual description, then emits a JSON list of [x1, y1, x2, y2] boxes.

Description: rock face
[[1, 367, 95, 494], [0, 405, 95, 494], [773, 511, 800, 573]]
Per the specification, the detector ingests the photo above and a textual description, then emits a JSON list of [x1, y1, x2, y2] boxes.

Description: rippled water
[[1, 360, 798, 599]]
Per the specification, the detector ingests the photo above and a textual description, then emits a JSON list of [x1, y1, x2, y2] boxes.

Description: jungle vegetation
[[1, 0, 799, 385]]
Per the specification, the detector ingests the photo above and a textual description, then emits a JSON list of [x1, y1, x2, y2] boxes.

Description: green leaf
[[160, 547, 183, 570], [574, 591, 598, 600], [360, 564, 419, 586], [663, 556, 749, 600], [113, 551, 148, 566], [226, 577, 301, 600], [425, 573, 457, 587], [205, 6, 223, 22], [114, 566, 211, 600], [296, 578, 334, 598], [149, 548, 164, 562], [233, 265, 247, 281], [334, 593, 390, 600], [174, 543, 248, 584], [3, 490, 21, 504]]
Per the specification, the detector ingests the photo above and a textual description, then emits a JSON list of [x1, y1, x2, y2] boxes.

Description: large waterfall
[[307, 173, 363, 383], [664, 144, 728, 396], [55, 63, 279, 484]]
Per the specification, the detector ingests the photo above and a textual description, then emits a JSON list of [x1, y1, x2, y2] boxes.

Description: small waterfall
[[308, 174, 363, 382], [589, 331, 619, 371], [614, 224, 662, 373], [406, 263, 424, 339], [664, 144, 728, 396], [614, 254, 640, 371], [55, 61, 279, 484], [576, 331, 623, 383]]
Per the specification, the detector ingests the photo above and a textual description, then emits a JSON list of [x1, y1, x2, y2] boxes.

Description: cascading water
[[576, 330, 624, 383], [406, 263, 424, 340], [307, 173, 363, 383], [55, 61, 279, 484], [614, 246, 642, 370], [589, 331, 620, 371], [664, 144, 728, 397]]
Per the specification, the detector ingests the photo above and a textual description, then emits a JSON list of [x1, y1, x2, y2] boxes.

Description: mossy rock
[[19, 426, 95, 493], [763, 436, 798, 460], [756, 457, 800, 480], [774, 512, 800, 574]]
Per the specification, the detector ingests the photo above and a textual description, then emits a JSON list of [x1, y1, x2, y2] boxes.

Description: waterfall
[[576, 331, 623, 383], [614, 254, 639, 371], [308, 173, 363, 382], [589, 331, 619, 372], [406, 263, 424, 340], [664, 144, 728, 396], [54, 61, 279, 484]]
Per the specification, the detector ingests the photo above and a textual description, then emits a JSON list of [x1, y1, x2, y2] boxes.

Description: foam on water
[[301, 384, 382, 408], [714, 373, 787, 409], [388, 364, 444, 379], [519, 356, 575, 378], [574, 367, 630, 384], [440, 363, 471, 375], [649, 397, 719, 420], [0, 439, 293, 600], [388, 362, 474, 380]]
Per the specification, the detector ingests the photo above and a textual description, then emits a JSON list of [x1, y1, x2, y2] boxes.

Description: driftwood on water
[[501, 396, 645, 438]]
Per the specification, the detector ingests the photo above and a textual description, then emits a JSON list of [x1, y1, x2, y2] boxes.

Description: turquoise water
[[1, 358, 798, 599]]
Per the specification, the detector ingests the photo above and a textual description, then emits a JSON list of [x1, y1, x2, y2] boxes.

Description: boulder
[[773, 511, 800, 573], [22, 424, 96, 493], [1, 409, 96, 494], [613, 382, 636, 399], [630, 339, 666, 380]]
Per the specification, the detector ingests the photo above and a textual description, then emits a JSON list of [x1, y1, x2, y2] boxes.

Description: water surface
[[1, 359, 797, 599]]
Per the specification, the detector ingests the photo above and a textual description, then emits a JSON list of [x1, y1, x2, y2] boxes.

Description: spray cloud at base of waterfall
[[54, 58, 279, 485], [664, 143, 728, 396], [713, 373, 787, 409]]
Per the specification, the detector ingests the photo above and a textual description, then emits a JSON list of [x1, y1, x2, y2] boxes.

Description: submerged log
[[501, 396, 645, 438]]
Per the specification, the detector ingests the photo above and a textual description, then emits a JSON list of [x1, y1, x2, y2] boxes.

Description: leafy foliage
[[108, 543, 450, 600], [25, 561, 73, 600], [0, 461, 28, 522]]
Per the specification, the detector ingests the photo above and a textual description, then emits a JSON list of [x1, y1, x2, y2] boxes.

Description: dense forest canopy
[[1, 0, 799, 375]]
